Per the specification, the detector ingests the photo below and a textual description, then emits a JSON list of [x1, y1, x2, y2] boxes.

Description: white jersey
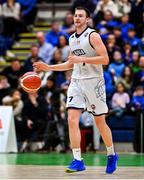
[[69, 27, 103, 79]]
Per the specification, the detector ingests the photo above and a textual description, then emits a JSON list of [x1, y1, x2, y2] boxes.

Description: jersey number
[[69, 96, 73, 102]]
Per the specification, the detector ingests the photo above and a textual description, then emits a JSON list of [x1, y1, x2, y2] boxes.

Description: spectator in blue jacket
[[132, 86, 144, 110], [17, 0, 37, 27], [119, 14, 134, 39], [36, 31, 55, 64], [108, 50, 125, 78], [45, 21, 69, 47], [124, 28, 141, 50]]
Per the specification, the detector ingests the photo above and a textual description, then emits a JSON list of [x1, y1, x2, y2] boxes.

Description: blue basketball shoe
[[106, 153, 119, 174], [65, 159, 86, 173]]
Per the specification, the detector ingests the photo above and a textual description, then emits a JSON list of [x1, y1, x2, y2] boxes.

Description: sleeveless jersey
[[69, 27, 103, 79]]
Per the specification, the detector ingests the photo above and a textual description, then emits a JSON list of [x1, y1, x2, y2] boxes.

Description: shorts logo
[[94, 79, 106, 102], [91, 104, 96, 110]]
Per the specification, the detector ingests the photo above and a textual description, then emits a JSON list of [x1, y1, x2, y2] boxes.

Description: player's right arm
[[33, 55, 73, 72]]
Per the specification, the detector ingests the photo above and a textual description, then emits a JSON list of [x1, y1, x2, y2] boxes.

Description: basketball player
[[33, 7, 119, 174]]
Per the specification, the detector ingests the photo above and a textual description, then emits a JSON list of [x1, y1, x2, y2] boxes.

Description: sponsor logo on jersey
[[84, 32, 88, 37], [72, 49, 86, 56]]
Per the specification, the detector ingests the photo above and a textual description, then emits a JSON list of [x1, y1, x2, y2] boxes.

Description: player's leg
[[94, 115, 119, 174], [84, 77, 118, 174], [65, 79, 86, 173], [65, 108, 86, 173]]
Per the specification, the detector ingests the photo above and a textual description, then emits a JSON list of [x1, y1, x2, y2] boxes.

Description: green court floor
[[0, 153, 144, 166]]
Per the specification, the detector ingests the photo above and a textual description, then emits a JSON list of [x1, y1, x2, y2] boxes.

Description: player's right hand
[[33, 62, 50, 72]]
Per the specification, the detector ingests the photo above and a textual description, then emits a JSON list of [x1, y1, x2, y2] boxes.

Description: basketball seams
[[20, 72, 41, 93], [20, 82, 40, 91], [21, 74, 40, 82]]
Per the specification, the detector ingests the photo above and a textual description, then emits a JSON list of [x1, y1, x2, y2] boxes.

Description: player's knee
[[95, 118, 106, 129], [68, 116, 78, 127]]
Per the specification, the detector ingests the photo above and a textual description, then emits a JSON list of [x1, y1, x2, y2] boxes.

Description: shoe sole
[[65, 168, 86, 173]]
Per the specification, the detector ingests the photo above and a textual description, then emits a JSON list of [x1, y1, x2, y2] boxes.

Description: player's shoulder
[[87, 27, 100, 37]]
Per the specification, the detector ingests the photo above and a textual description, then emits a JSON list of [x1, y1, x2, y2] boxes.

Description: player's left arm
[[68, 32, 109, 65]]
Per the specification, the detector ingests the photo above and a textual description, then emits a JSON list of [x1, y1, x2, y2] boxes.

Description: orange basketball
[[20, 71, 41, 93]]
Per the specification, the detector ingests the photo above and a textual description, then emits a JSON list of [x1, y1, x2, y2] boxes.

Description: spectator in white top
[[94, 0, 120, 18], [36, 31, 55, 64], [115, 0, 131, 17], [2, 0, 23, 40], [58, 35, 70, 62]]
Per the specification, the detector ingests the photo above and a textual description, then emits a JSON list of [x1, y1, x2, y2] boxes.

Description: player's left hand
[[68, 55, 84, 64]]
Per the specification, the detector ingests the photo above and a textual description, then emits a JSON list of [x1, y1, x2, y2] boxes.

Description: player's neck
[[76, 25, 88, 35]]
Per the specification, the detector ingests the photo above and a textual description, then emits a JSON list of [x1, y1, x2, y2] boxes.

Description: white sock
[[72, 148, 81, 160], [106, 145, 115, 156]]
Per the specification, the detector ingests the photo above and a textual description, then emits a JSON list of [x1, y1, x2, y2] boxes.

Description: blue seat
[[107, 115, 136, 142]]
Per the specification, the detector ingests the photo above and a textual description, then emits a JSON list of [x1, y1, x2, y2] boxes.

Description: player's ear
[[86, 18, 89, 24]]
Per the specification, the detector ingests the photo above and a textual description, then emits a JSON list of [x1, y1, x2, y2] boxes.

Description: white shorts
[[66, 77, 108, 116]]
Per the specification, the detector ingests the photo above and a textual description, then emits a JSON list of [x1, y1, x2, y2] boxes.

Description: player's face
[[74, 10, 88, 28]]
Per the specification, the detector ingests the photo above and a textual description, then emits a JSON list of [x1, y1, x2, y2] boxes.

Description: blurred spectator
[[22, 92, 49, 142], [94, 0, 119, 18], [111, 82, 130, 117], [2, 89, 26, 142], [88, 17, 95, 28], [51, 49, 66, 87], [106, 34, 121, 61], [103, 66, 115, 100], [58, 35, 70, 62], [115, 0, 131, 17], [80, 111, 100, 150], [17, 0, 37, 29], [132, 86, 144, 110], [39, 75, 56, 107], [36, 70, 52, 87], [113, 27, 123, 48], [133, 56, 144, 88], [23, 45, 43, 72], [2, 0, 23, 40], [124, 28, 141, 50], [130, 51, 140, 73], [120, 14, 134, 39], [0, 75, 11, 104], [0, 58, 24, 88], [96, 10, 118, 31], [62, 12, 75, 36], [60, 70, 72, 119], [36, 31, 55, 64], [108, 50, 125, 79], [40, 77, 68, 152], [116, 66, 134, 93], [122, 42, 132, 66], [45, 20, 69, 47]]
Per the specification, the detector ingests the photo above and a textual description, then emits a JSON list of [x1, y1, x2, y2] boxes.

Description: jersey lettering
[[72, 49, 86, 56]]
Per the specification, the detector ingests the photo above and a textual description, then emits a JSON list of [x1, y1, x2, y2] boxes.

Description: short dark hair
[[74, 6, 90, 18]]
